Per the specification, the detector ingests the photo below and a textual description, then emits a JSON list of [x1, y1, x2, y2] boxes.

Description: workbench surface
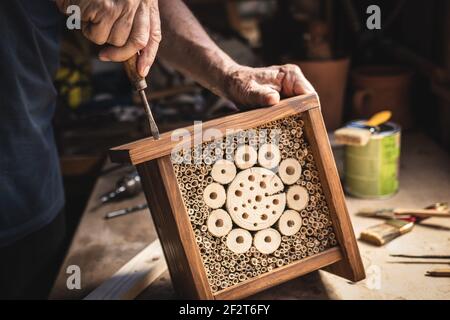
[[50, 132, 450, 300]]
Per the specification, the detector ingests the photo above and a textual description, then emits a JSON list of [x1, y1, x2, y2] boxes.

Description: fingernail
[[99, 54, 110, 62], [141, 66, 150, 77]]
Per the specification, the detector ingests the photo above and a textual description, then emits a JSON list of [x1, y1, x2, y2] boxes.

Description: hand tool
[[334, 110, 392, 146], [100, 171, 142, 204], [104, 203, 148, 219], [359, 203, 448, 246], [357, 202, 449, 222], [390, 254, 450, 259], [123, 54, 160, 139], [425, 268, 450, 277]]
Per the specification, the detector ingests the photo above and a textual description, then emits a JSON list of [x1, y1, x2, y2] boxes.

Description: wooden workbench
[[50, 132, 450, 300]]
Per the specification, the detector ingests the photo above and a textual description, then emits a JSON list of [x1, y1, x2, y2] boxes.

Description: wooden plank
[[84, 240, 166, 300], [214, 247, 343, 300], [137, 157, 213, 299], [303, 108, 365, 282], [110, 94, 319, 165]]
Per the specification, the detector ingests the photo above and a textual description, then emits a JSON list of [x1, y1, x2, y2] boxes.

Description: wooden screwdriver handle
[[123, 54, 147, 91]]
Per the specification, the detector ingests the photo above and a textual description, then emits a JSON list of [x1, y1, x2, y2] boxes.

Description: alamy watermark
[[66, 265, 81, 290], [170, 122, 281, 169], [58, 3, 382, 32], [366, 5, 381, 30]]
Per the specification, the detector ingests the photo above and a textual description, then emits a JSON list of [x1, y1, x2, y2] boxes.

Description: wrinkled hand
[[224, 64, 315, 108], [56, 0, 161, 77]]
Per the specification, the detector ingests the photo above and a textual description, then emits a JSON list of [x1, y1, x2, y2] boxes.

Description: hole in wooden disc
[[243, 153, 250, 162], [260, 181, 266, 189], [286, 166, 295, 175], [221, 169, 226, 174], [253, 223, 258, 227], [293, 194, 300, 200], [215, 219, 224, 227], [248, 175, 255, 182], [235, 190, 242, 197], [234, 207, 238, 211], [265, 193, 269, 196], [248, 199, 252, 203], [287, 220, 295, 227], [265, 152, 274, 160], [253, 206, 257, 210], [274, 183, 278, 187], [242, 203, 246, 208], [255, 195, 262, 202], [262, 174, 266, 178], [242, 212, 249, 219], [236, 236, 244, 244], [210, 192, 217, 199], [264, 236, 271, 243], [272, 210, 276, 215], [261, 214, 268, 220], [272, 199, 279, 205], [265, 205, 270, 209], [239, 183, 244, 187], [250, 186, 254, 191]]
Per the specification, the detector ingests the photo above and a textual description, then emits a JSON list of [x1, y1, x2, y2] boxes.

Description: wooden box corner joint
[[109, 93, 365, 300]]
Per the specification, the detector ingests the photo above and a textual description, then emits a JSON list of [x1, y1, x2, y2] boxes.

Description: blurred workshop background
[[51, 0, 450, 299]]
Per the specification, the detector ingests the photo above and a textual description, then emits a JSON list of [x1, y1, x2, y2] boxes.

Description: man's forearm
[[158, 0, 238, 98]]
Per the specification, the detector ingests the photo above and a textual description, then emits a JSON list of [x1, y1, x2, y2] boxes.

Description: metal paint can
[[344, 121, 401, 198]]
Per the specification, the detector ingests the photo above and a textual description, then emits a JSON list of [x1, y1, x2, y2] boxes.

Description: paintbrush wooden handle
[[394, 208, 450, 217], [426, 268, 450, 277]]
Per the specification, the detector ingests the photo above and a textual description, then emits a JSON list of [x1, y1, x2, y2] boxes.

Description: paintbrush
[[358, 207, 450, 219], [334, 110, 392, 146], [358, 203, 450, 221], [425, 268, 450, 277], [359, 203, 448, 246]]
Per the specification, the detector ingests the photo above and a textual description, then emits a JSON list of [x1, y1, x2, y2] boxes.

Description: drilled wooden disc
[[278, 209, 302, 236], [278, 158, 302, 185], [253, 228, 281, 254], [207, 209, 233, 237], [211, 159, 237, 184], [234, 145, 258, 169], [203, 182, 226, 209], [258, 143, 281, 169], [226, 228, 252, 254], [286, 185, 309, 211], [226, 167, 286, 231]]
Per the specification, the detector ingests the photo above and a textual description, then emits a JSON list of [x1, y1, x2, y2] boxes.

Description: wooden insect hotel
[[109, 93, 365, 299]]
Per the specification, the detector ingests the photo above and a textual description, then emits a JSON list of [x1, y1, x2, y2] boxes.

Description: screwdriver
[[123, 54, 160, 139], [104, 203, 148, 219]]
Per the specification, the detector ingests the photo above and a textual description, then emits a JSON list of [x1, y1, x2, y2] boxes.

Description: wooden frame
[[109, 93, 365, 299]]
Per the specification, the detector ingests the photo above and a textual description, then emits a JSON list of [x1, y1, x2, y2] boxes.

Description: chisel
[[123, 54, 160, 139], [104, 203, 148, 219]]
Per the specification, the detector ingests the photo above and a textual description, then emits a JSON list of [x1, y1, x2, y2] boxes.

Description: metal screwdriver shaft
[[123, 54, 160, 140], [139, 89, 160, 139]]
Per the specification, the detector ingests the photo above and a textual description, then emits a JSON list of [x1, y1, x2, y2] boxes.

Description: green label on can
[[345, 131, 400, 198]]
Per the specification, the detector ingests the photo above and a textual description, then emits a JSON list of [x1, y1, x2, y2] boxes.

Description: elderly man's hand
[[224, 64, 315, 108], [56, 0, 161, 77]]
